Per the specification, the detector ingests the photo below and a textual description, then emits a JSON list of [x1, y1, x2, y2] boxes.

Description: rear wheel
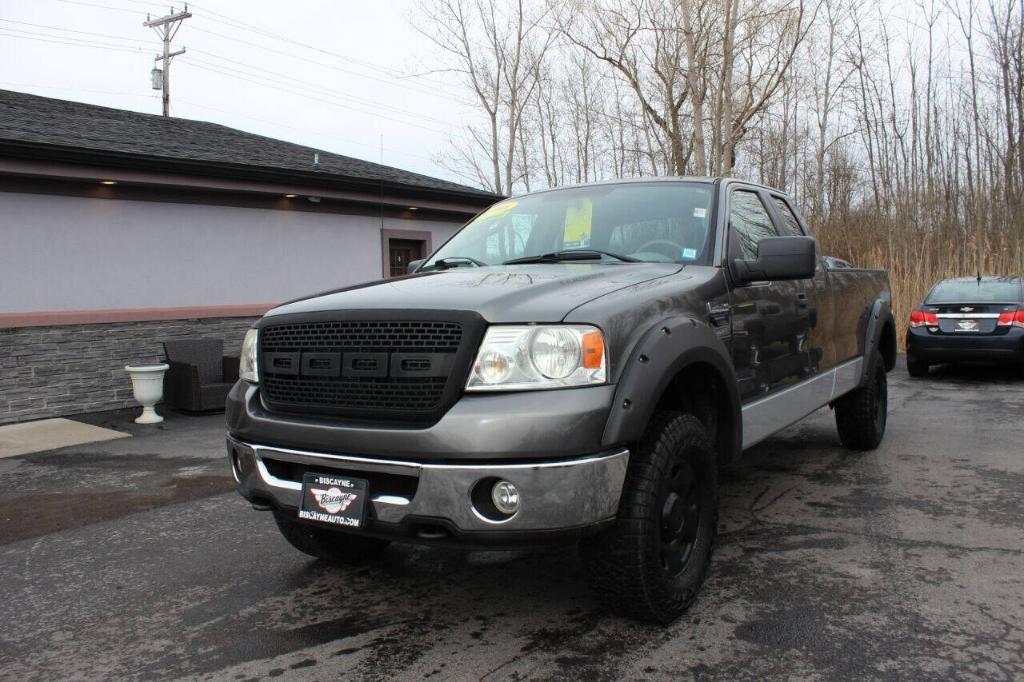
[[906, 352, 929, 377], [273, 510, 389, 563], [835, 350, 888, 450], [580, 412, 718, 624]]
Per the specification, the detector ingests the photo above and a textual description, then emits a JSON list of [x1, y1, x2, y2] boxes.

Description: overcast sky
[[0, 0, 473, 183]]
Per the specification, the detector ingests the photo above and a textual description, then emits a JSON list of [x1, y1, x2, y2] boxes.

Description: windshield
[[424, 182, 715, 268], [926, 279, 1022, 304]]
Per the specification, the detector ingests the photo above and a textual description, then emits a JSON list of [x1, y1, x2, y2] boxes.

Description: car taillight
[[909, 310, 938, 327], [997, 309, 1024, 328]]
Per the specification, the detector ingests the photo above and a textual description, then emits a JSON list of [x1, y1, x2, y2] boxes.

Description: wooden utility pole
[[144, 5, 192, 117]]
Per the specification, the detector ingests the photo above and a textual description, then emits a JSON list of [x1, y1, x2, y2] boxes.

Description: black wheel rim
[[660, 460, 701, 577]]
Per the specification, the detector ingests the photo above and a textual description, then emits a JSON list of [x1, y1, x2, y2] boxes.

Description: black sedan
[[906, 276, 1024, 376]]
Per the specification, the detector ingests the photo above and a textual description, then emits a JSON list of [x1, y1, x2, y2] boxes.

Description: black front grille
[[259, 319, 467, 420], [263, 376, 447, 411], [261, 320, 463, 353]]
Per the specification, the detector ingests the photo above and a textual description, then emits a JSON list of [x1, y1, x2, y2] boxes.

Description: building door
[[387, 238, 425, 277]]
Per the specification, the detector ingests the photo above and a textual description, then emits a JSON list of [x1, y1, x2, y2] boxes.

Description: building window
[[381, 229, 431, 278]]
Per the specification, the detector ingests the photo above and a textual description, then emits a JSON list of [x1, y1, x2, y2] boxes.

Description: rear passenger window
[[771, 197, 804, 236], [729, 191, 779, 260]]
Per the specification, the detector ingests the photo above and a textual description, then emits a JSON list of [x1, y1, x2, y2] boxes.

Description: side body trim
[[741, 356, 863, 449]]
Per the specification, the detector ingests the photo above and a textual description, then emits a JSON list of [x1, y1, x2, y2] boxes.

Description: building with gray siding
[[0, 89, 500, 424]]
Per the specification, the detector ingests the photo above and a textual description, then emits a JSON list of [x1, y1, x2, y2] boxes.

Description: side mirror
[[407, 258, 426, 273], [733, 236, 817, 282]]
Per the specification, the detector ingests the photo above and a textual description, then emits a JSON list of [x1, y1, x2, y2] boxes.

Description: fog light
[[491, 480, 520, 514]]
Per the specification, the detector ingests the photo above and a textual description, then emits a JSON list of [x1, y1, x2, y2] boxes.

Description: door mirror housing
[[732, 236, 817, 282], [407, 258, 426, 273]]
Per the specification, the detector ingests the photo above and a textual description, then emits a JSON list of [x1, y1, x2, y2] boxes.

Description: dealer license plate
[[298, 472, 368, 528]]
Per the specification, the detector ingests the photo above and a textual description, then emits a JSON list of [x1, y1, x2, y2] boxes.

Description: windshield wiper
[[502, 249, 640, 265], [423, 256, 488, 270]]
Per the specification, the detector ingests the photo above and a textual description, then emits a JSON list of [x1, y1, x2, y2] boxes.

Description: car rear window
[[926, 280, 1022, 304]]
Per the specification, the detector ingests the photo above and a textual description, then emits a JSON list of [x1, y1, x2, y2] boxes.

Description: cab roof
[[506, 176, 785, 200]]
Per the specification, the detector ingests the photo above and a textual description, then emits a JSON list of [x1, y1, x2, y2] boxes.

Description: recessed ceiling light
[[100, 180, 117, 185], [408, 206, 418, 211], [283, 193, 297, 198]]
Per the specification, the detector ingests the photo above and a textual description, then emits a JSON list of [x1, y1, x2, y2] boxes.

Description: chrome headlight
[[466, 325, 606, 391], [240, 328, 259, 383]]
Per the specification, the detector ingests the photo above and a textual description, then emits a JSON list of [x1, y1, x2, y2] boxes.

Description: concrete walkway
[[0, 417, 129, 459]]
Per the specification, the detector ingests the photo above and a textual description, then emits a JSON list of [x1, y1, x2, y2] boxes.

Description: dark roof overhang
[[0, 138, 503, 207]]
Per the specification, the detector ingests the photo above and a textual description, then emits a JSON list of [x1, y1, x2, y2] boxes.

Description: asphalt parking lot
[[1, 361, 1022, 680]]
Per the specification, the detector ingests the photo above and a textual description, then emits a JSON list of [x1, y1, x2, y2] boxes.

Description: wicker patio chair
[[162, 338, 239, 412]]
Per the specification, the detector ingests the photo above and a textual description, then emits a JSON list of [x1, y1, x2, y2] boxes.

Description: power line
[[0, 30, 150, 53], [187, 50, 456, 127], [0, 18, 462, 131], [186, 54, 451, 129], [72, 0, 468, 101], [110, 0, 466, 97], [11, 1, 471, 140], [0, 18, 158, 46], [185, 25, 469, 105], [0, 25, 149, 51], [0, 28, 462, 136], [189, 2, 454, 87], [48, 0, 471, 103], [56, 0, 150, 15], [180, 60, 453, 137]]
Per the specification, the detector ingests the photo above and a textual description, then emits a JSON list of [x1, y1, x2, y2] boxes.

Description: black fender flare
[[601, 316, 742, 463], [859, 298, 896, 383]]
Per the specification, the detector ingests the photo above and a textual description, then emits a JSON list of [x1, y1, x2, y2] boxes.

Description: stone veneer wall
[[0, 317, 257, 425]]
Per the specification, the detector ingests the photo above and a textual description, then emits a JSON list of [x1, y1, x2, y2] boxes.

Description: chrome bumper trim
[[935, 313, 1001, 319], [227, 436, 629, 533]]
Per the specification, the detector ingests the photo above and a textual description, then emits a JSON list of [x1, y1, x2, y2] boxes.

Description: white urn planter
[[125, 363, 170, 424]]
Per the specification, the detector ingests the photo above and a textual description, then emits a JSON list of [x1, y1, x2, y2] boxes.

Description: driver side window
[[729, 190, 779, 260]]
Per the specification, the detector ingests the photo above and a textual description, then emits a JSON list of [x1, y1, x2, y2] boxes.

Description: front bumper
[[228, 435, 629, 546], [906, 327, 1024, 363]]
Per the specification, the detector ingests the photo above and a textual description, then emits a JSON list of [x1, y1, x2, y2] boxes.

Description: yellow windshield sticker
[[563, 198, 592, 248], [477, 200, 518, 221]]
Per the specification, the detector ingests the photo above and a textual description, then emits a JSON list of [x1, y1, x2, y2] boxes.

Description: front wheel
[[580, 412, 718, 624], [834, 350, 888, 450], [273, 510, 389, 563]]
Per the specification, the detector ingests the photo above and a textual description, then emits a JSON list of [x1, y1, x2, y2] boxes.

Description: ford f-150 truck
[[226, 177, 895, 623]]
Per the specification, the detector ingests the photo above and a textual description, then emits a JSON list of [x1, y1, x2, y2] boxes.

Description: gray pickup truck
[[226, 177, 895, 623]]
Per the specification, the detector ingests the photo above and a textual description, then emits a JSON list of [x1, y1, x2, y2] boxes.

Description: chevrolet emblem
[[960, 306, 974, 312]]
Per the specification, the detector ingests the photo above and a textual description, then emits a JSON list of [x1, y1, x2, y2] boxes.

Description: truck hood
[[264, 263, 684, 323]]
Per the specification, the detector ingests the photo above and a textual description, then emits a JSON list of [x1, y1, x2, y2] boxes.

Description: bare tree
[[416, 0, 552, 194], [557, 0, 692, 174]]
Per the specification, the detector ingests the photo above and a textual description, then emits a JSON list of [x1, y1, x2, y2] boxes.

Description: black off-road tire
[[835, 350, 888, 450], [580, 412, 718, 624], [906, 352, 929, 377], [273, 510, 389, 563]]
